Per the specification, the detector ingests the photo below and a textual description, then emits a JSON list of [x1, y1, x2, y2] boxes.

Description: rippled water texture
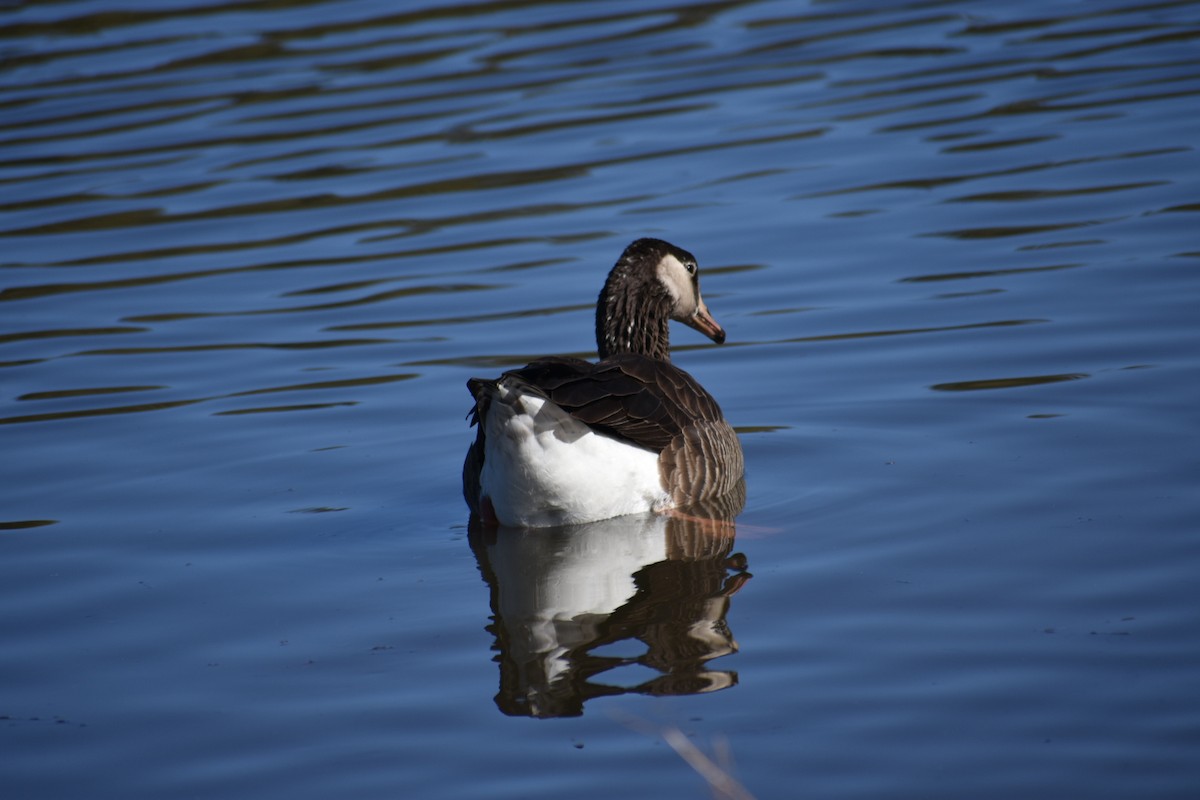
[[3, 1, 1199, 798]]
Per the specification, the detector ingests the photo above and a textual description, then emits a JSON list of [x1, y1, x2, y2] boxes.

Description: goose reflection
[[468, 486, 750, 718]]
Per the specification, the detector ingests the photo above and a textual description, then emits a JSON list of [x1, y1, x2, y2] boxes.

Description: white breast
[[479, 378, 672, 527]]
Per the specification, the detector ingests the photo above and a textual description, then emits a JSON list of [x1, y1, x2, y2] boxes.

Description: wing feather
[[498, 354, 725, 453]]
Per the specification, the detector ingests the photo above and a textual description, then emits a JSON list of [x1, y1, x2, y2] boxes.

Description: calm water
[[3, 1, 1199, 797]]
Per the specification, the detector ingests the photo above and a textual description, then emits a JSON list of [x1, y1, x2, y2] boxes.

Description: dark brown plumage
[[464, 238, 744, 525]]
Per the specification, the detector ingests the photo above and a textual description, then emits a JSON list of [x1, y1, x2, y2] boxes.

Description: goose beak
[[684, 298, 726, 344]]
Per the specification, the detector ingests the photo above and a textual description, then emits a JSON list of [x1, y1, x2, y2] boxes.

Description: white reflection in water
[[469, 492, 749, 718]]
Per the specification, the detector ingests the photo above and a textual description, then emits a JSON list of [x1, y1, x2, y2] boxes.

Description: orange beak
[[682, 298, 726, 344]]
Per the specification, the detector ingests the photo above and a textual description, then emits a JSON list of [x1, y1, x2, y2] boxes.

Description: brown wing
[[499, 354, 727, 454]]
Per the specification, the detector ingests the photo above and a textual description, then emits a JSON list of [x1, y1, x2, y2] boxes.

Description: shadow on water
[[467, 483, 750, 719]]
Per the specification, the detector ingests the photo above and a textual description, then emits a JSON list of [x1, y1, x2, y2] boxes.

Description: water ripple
[[4, 2, 1200, 799]]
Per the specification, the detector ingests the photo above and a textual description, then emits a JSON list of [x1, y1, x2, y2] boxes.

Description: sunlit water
[[3, 1, 1199, 798]]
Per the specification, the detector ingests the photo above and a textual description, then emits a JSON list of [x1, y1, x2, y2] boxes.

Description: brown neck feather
[[596, 262, 671, 361]]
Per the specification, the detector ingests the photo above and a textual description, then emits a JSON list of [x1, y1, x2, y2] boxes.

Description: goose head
[[596, 238, 726, 361]]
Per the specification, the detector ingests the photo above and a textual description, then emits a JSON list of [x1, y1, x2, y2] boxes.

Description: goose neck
[[596, 274, 671, 361]]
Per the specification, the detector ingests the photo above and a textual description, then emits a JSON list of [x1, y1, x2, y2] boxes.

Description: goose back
[[466, 353, 744, 514]]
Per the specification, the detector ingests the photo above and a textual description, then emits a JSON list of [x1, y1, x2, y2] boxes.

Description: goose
[[463, 238, 744, 527]]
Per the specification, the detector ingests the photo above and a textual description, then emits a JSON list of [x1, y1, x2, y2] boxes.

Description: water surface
[[3, 1, 1199, 798]]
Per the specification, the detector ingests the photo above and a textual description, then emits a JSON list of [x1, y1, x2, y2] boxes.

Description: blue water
[[3, 1, 1199, 798]]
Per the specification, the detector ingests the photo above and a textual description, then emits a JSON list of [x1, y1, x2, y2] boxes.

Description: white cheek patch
[[655, 254, 696, 317]]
